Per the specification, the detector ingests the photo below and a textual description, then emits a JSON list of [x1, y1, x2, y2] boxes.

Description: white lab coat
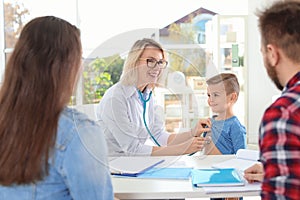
[[97, 82, 169, 156]]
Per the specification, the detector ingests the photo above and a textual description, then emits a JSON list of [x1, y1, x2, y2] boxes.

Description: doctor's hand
[[182, 136, 206, 155], [191, 118, 211, 137], [244, 163, 264, 183]]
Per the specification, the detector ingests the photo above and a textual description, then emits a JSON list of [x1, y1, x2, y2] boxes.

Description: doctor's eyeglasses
[[139, 58, 168, 69]]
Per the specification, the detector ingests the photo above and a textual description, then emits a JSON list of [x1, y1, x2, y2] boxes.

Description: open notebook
[[109, 157, 164, 177], [212, 149, 260, 171]]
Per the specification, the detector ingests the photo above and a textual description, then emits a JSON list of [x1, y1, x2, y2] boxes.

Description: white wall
[[247, 0, 280, 143]]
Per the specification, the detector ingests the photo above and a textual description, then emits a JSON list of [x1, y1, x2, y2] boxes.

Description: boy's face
[[207, 82, 233, 114]]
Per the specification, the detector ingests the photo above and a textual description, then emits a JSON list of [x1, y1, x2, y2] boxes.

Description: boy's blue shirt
[[211, 115, 247, 154]]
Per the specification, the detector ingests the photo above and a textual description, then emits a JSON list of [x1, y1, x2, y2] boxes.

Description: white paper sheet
[[212, 149, 260, 171]]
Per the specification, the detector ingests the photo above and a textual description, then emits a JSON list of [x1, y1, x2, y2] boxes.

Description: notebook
[[109, 157, 164, 177], [203, 182, 261, 194], [212, 149, 260, 171], [191, 168, 245, 187]]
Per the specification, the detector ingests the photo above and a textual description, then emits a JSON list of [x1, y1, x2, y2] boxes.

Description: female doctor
[[97, 38, 211, 156]]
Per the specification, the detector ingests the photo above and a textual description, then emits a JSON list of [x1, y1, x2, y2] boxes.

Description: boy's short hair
[[206, 73, 240, 97]]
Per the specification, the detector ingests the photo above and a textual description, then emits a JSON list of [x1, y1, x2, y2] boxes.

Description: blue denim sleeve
[[62, 120, 113, 200]]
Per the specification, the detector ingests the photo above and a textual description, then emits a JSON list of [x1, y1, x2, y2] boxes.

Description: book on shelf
[[109, 157, 164, 177], [212, 149, 260, 171], [191, 168, 245, 187]]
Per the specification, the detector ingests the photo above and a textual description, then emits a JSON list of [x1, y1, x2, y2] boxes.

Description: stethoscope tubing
[[138, 90, 161, 147]]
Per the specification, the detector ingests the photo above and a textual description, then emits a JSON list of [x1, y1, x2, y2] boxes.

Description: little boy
[[205, 73, 246, 155]]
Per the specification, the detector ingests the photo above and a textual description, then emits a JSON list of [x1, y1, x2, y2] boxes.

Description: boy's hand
[[191, 118, 211, 137]]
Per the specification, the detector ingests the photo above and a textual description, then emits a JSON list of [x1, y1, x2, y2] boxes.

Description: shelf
[[155, 87, 210, 133]]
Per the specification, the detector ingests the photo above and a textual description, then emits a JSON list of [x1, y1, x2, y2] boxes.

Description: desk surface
[[112, 155, 260, 199]]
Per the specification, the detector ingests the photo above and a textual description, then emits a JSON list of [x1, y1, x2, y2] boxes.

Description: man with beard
[[243, 1, 300, 199]]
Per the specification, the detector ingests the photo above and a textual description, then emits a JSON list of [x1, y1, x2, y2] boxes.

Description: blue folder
[[137, 167, 193, 180], [113, 167, 192, 180], [191, 168, 245, 187], [110, 157, 165, 177]]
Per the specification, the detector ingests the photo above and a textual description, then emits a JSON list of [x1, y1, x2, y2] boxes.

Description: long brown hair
[[0, 16, 82, 185]]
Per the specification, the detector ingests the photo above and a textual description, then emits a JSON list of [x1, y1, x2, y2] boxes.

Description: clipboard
[[109, 157, 165, 177]]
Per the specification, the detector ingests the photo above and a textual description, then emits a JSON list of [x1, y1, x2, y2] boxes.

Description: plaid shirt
[[259, 72, 300, 199]]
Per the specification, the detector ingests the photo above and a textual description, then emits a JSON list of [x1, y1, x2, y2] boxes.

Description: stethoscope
[[137, 89, 161, 147]]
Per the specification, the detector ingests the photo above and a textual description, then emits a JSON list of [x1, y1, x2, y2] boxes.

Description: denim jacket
[[0, 107, 113, 200]]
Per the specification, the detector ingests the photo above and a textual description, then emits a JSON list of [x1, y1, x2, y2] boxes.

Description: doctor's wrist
[[190, 128, 196, 137]]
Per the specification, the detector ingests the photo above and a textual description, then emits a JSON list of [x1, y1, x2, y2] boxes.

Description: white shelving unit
[[210, 15, 247, 127], [211, 15, 247, 70]]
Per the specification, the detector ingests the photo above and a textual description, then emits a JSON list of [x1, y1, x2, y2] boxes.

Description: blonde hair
[[120, 38, 167, 86]]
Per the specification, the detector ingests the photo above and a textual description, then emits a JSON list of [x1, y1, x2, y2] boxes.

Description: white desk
[[112, 155, 260, 199]]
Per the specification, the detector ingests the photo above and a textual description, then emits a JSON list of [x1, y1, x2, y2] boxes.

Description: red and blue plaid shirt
[[259, 72, 300, 199]]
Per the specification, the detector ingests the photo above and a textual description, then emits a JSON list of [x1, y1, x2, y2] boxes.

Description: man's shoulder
[[270, 89, 300, 111]]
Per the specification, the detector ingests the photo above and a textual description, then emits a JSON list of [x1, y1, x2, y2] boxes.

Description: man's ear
[[266, 44, 279, 66]]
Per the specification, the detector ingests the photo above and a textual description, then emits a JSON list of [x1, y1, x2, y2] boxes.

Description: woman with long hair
[[0, 16, 113, 199]]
